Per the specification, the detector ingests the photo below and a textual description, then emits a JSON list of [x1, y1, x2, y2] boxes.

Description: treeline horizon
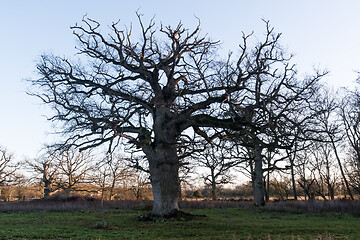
[[0, 134, 359, 203]]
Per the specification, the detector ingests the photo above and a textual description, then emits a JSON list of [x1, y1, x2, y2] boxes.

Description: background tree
[[308, 142, 337, 200], [92, 154, 131, 200], [127, 169, 151, 200], [195, 140, 238, 200], [55, 149, 94, 194], [339, 84, 360, 195], [0, 147, 17, 187], [26, 148, 59, 198], [316, 89, 354, 199], [223, 22, 326, 206]]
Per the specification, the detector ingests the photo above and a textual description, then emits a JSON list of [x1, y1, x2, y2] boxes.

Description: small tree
[[309, 142, 338, 200]]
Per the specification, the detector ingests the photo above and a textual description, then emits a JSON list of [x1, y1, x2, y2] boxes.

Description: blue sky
[[1, 1, 360, 160]]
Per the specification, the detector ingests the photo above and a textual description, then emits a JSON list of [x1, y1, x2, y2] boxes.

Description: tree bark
[[252, 145, 265, 206], [145, 143, 180, 216]]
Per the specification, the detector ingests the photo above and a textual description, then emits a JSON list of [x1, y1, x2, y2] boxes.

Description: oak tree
[[26, 148, 59, 198], [223, 22, 326, 205], [30, 15, 325, 213], [30, 14, 245, 215]]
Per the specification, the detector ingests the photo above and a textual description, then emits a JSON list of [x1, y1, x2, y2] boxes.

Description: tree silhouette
[[30, 14, 327, 213]]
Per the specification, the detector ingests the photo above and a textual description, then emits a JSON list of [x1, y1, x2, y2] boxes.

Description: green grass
[[0, 208, 358, 239]]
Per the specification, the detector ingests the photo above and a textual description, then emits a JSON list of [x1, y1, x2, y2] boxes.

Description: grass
[[0, 207, 359, 239]]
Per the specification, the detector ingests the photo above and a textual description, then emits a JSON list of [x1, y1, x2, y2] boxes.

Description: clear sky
[[1, 0, 360, 160]]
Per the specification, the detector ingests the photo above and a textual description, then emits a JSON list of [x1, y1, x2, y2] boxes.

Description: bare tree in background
[[315, 90, 354, 199], [26, 148, 59, 198], [92, 154, 131, 200], [223, 22, 326, 206], [195, 140, 238, 201], [309, 142, 337, 200], [127, 169, 151, 200], [0, 147, 17, 186], [339, 82, 360, 195], [295, 148, 315, 200], [55, 149, 94, 193]]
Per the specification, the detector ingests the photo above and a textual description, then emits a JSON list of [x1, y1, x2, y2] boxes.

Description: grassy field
[[0, 206, 359, 240]]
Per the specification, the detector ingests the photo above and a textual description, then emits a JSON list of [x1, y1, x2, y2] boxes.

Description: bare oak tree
[[223, 22, 326, 206], [30, 15, 326, 213], [30, 14, 249, 215], [26, 149, 59, 198]]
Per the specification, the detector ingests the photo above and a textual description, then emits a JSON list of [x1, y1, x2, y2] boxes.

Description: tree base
[[136, 209, 206, 222]]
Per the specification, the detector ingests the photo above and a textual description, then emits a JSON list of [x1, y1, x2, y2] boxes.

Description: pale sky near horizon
[[1, 1, 360, 161]]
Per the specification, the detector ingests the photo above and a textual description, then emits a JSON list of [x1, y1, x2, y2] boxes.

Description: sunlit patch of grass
[[0, 208, 359, 239]]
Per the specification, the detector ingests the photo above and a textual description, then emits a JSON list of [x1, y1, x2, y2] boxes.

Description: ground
[[0, 207, 359, 239]]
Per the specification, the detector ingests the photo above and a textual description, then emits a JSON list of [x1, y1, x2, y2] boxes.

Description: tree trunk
[[42, 168, 51, 199], [264, 177, 269, 202], [328, 185, 334, 200], [330, 136, 354, 200], [109, 178, 116, 200], [43, 180, 51, 198], [145, 144, 180, 216], [290, 161, 297, 200], [211, 169, 217, 201], [265, 160, 270, 202], [325, 158, 334, 200], [252, 145, 265, 206]]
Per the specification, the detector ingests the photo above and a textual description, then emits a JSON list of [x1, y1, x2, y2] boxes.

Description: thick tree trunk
[[252, 145, 265, 206], [149, 161, 180, 215], [145, 144, 180, 216]]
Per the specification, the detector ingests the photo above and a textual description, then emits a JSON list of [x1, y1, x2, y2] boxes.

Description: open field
[[0, 201, 359, 239]]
